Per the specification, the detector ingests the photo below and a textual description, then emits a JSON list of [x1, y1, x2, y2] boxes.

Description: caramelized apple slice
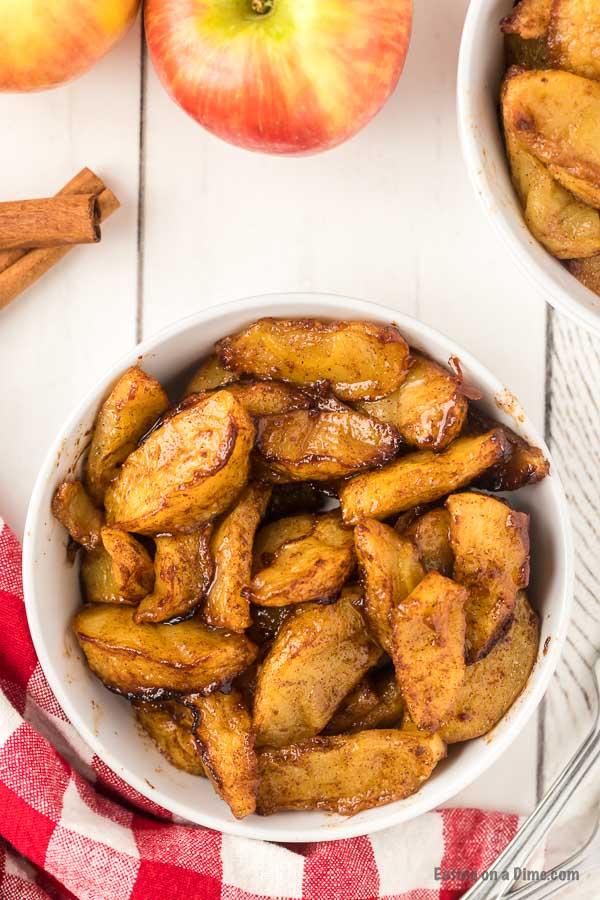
[[447, 492, 530, 662], [391, 571, 467, 732], [253, 590, 379, 748], [216, 318, 410, 401], [74, 604, 258, 699], [340, 429, 509, 524], [85, 366, 169, 503], [354, 518, 424, 653], [257, 729, 446, 815], [105, 390, 255, 534]]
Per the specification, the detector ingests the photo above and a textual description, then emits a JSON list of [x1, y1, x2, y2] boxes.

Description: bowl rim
[[456, 0, 600, 337], [22, 291, 574, 841]]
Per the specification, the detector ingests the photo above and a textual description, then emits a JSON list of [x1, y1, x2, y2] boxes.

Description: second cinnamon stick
[[0, 188, 120, 311], [0, 194, 100, 251], [0, 168, 105, 274]]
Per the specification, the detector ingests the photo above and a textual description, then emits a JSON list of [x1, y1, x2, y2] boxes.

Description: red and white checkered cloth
[[0, 516, 523, 900]]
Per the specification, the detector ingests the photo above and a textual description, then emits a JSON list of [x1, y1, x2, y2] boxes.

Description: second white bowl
[[458, 0, 600, 336]]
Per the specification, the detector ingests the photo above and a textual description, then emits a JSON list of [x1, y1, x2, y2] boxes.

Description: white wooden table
[[0, 1, 598, 894]]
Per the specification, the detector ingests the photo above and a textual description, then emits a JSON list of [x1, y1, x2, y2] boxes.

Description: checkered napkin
[[0, 516, 523, 900]]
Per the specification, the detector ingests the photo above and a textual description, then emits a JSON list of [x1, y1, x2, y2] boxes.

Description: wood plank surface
[[539, 310, 600, 897]]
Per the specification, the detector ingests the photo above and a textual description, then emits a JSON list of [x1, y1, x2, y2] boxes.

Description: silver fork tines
[[460, 658, 600, 900]]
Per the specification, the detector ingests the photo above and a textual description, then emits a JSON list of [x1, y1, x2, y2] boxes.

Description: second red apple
[[145, 0, 412, 155]]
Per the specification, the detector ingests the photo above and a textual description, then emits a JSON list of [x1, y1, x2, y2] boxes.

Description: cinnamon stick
[[0, 167, 105, 274], [0, 188, 120, 311], [0, 194, 100, 251]]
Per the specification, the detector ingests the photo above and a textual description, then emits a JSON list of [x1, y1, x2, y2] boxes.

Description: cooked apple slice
[[441, 592, 539, 742], [191, 380, 312, 417], [324, 668, 404, 735], [356, 354, 468, 451], [568, 256, 600, 297], [105, 390, 255, 534], [253, 513, 315, 565], [467, 410, 550, 492], [85, 367, 169, 504], [134, 700, 205, 776], [548, 0, 600, 80], [340, 429, 509, 525], [82, 548, 126, 605], [202, 483, 271, 632], [503, 69, 600, 209], [249, 510, 355, 607], [253, 589, 380, 748], [401, 508, 453, 576], [185, 688, 258, 819], [502, 119, 600, 259], [255, 407, 400, 481], [185, 354, 237, 394], [354, 518, 424, 653], [257, 729, 446, 815], [447, 492, 530, 662], [100, 527, 154, 603], [74, 604, 258, 699], [134, 527, 214, 624], [51, 480, 104, 551], [216, 318, 410, 402], [390, 571, 467, 732], [500, 0, 551, 39], [501, 0, 551, 69]]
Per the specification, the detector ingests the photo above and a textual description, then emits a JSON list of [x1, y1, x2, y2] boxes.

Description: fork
[[507, 812, 600, 900], [460, 658, 600, 900]]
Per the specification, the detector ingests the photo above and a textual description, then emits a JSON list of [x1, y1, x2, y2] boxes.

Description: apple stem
[[251, 0, 273, 13]]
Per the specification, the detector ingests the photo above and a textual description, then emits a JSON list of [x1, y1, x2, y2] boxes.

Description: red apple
[[145, 0, 412, 155], [0, 0, 140, 92]]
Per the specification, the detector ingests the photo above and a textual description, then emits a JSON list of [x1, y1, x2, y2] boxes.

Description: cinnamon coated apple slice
[[502, 124, 600, 259], [51, 480, 104, 551], [134, 527, 214, 624], [447, 492, 530, 662], [100, 527, 154, 604], [185, 689, 258, 820], [185, 354, 237, 394], [74, 604, 258, 699], [548, 0, 600, 80], [500, 0, 551, 39], [355, 353, 468, 451], [400, 508, 453, 576], [324, 668, 404, 735], [216, 318, 410, 401], [85, 366, 169, 504], [340, 429, 510, 525], [440, 592, 539, 743], [354, 518, 424, 654], [257, 729, 446, 815], [134, 700, 206, 776], [249, 510, 355, 607], [252, 589, 379, 749], [105, 390, 254, 534], [189, 380, 312, 418], [255, 407, 401, 481], [503, 68, 600, 209], [202, 482, 271, 632], [390, 571, 467, 732]]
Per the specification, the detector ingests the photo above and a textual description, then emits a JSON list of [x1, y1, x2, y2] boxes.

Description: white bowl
[[23, 293, 573, 842], [458, 0, 600, 335]]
